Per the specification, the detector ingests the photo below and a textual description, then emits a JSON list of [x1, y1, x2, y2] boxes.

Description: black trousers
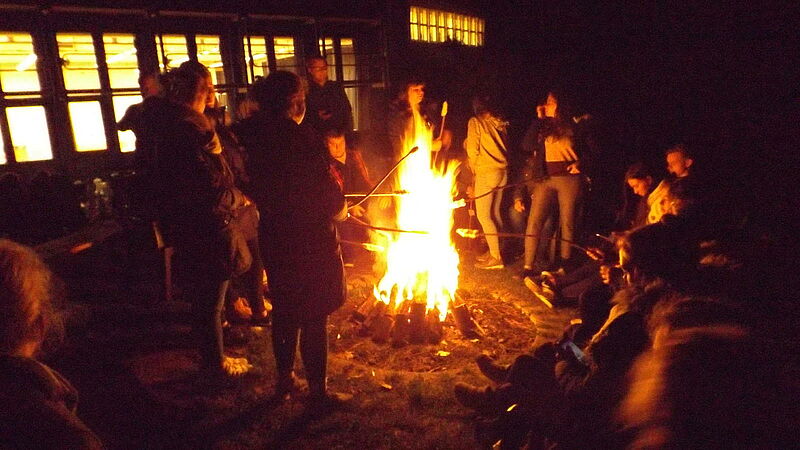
[[271, 310, 328, 393]]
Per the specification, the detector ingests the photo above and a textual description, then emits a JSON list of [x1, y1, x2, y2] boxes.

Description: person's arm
[[463, 117, 480, 170]]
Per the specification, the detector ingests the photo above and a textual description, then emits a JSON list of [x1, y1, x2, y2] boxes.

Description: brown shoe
[[476, 354, 509, 383]]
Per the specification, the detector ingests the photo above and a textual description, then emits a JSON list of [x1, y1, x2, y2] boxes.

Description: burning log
[[450, 295, 483, 339], [371, 314, 393, 343], [425, 307, 443, 343], [390, 313, 411, 346], [409, 302, 428, 344]]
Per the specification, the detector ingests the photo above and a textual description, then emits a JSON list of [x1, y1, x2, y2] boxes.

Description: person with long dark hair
[[465, 92, 509, 269], [144, 61, 252, 378], [514, 90, 593, 275]]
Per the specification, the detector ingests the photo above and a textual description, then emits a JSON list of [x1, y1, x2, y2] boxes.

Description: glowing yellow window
[[112, 95, 142, 152], [156, 34, 188, 70], [317, 38, 336, 79], [243, 36, 267, 83], [0, 32, 40, 92], [104, 33, 138, 89], [68, 101, 106, 151], [196, 35, 224, 85], [274, 37, 297, 74], [7, 106, 52, 162], [57, 33, 100, 91]]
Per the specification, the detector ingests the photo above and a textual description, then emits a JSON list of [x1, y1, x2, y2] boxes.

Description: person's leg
[[491, 170, 507, 233], [242, 236, 267, 317], [194, 276, 229, 369], [554, 175, 583, 262], [300, 315, 329, 397], [474, 170, 504, 260], [271, 308, 300, 383], [524, 181, 556, 269]]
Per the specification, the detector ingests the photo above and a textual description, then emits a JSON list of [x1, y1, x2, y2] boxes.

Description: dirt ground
[[45, 231, 577, 449]]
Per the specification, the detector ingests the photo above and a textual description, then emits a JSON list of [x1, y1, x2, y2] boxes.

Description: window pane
[[196, 35, 225, 85], [345, 87, 358, 130], [103, 33, 138, 89], [156, 34, 188, 71], [341, 38, 356, 81], [410, 23, 419, 41], [7, 106, 52, 161], [274, 37, 297, 74], [420, 25, 429, 42], [68, 101, 106, 151], [318, 38, 336, 80], [57, 33, 100, 91], [112, 95, 141, 152], [243, 36, 267, 83], [0, 32, 40, 92], [410, 7, 417, 23]]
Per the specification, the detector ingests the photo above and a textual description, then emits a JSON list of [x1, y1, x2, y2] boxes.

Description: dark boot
[[476, 354, 509, 383]]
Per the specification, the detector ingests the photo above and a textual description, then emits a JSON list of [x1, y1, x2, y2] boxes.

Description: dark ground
[[40, 221, 575, 449]]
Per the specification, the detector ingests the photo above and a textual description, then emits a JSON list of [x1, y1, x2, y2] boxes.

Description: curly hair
[[0, 239, 54, 355]]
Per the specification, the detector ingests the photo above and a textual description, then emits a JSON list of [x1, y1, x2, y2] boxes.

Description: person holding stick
[[464, 92, 509, 269], [233, 71, 348, 406]]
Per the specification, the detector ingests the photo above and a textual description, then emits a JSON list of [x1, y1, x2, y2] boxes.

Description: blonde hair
[[0, 239, 54, 355]]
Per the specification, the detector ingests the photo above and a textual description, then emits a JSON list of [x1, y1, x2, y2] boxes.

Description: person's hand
[[566, 162, 581, 174], [585, 247, 605, 261], [466, 185, 474, 197], [536, 105, 546, 119], [514, 198, 526, 213], [349, 204, 366, 217]]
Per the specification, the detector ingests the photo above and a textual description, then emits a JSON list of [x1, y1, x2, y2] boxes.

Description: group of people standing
[[123, 56, 358, 405]]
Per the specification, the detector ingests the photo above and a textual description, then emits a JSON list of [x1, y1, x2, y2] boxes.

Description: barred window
[[410, 6, 484, 46]]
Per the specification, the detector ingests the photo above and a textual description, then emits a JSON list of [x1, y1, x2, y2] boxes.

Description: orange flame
[[374, 111, 459, 320]]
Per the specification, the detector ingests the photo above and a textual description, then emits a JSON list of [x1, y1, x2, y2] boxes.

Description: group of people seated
[[452, 139, 798, 447]]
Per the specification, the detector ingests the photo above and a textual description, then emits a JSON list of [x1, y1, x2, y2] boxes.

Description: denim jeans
[[524, 175, 583, 268]]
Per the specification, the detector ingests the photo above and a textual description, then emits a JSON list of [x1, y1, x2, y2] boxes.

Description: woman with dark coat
[[233, 71, 347, 404]]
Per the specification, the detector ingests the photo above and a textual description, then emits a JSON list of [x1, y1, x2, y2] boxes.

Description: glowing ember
[[374, 110, 460, 321]]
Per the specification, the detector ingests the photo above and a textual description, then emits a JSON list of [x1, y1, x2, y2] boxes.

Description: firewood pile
[[350, 290, 482, 346]]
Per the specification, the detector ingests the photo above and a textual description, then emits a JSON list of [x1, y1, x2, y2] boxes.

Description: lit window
[[409, 6, 484, 46], [57, 33, 100, 90], [68, 101, 106, 152], [274, 37, 297, 74], [243, 36, 268, 83], [0, 32, 40, 92], [196, 35, 225, 85], [112, 95, 141, 153], [318, 38, 336, 80], [104, 33, 138, 89], [156, 34, 188, 70], [7, 106, 52, 162]]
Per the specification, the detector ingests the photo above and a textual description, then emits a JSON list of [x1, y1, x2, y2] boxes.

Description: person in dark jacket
[[144, 61, 251, 377], [233, 71, 347, 405], [0, 239, 102, 449], [304, 56, 353, 134], [513, 90, 594, 274]]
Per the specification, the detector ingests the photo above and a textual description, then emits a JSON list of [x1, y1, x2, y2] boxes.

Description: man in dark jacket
[[304, 56, 353, 134], [233, 71, 347, 404]]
